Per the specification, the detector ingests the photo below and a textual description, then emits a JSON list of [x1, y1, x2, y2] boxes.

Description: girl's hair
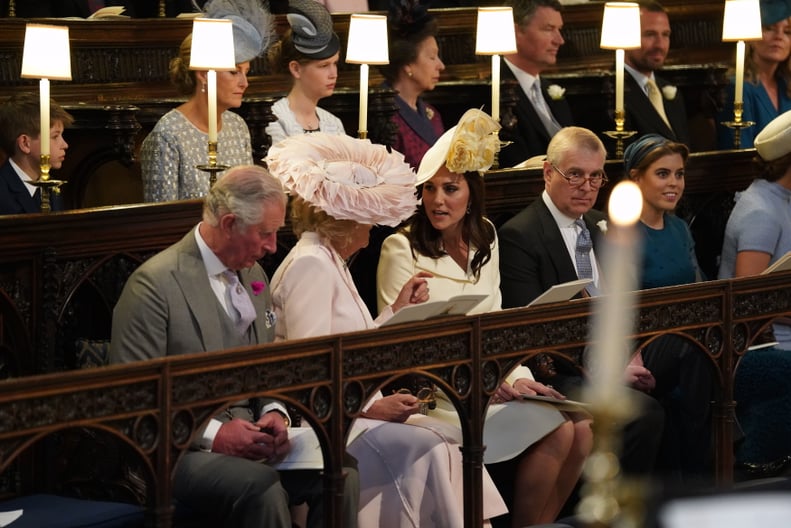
[[267, 30, 312, 75], [403, 171, 494, 280]]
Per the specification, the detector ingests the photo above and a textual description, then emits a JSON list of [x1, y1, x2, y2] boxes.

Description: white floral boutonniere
[[597, 220, 608, 234], [547, 84, 566, 101], [661, 85, 677, 101]]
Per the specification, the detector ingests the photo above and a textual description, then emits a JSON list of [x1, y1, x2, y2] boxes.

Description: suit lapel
[[624, 74, 676, 139], [503, 66, 553, 144], [239, 268, 274, 343], [173, 232, 225, 352], [1, 163, 40, 214], [535, 200, 579, 283]]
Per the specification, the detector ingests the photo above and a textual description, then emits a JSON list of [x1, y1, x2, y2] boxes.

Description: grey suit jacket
[[110, 227, 275, 364], [498, 198, 606, 308]]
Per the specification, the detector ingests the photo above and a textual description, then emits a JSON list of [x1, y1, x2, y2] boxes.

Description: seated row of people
[[106, 98, 791, 526]]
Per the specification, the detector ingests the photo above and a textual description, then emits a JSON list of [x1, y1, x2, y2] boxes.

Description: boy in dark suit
[[0, 93, 73, 215]]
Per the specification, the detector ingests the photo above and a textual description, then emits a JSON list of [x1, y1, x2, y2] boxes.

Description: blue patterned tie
[[222, 270, 256, 336], [574, 218, 593, 281]]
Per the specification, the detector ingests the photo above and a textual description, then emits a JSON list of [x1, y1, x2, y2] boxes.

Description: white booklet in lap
[[267, 427, 323, 470], [526, 278, 593, 307], [761, 251, 791, 274], [380, 294, 488, 327]]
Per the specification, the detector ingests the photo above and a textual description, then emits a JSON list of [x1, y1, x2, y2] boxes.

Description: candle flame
[[608, 180, 642, 226]]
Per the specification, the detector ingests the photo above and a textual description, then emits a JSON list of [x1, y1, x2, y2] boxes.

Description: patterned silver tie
[[574, 218, 593, 281], [222, 270, 256, 336]]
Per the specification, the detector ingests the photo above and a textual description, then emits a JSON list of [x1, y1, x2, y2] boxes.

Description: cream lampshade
[[722, 0, 762, 108], [475, 7, 517, 122], [21, 24, 72, 162], [189, 18, 236, 145], [600, 2, 641, 116], [346, 14, 389, 139]]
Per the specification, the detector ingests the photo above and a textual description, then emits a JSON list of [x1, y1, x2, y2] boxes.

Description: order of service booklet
[[526, 278, 593, 307], [761, 251, 791, 274], [380, 294, 488, 327]]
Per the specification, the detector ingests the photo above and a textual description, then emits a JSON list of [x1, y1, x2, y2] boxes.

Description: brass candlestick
[[29, 154, 65, 213], [721, 101, 755, 149], [576, 398, 645, 528], [196, 141, 229, 189], [604, 110, 637, 159]]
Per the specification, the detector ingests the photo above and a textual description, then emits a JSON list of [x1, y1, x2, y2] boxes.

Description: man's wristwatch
[[268, 410, 290, 428]]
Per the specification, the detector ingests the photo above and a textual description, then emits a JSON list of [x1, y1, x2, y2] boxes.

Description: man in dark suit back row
[[498, 0, 689, 167]]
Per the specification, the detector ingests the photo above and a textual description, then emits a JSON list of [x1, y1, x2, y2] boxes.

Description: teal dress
[[638, 213, 700, 289], [717, 76, 791, 150]]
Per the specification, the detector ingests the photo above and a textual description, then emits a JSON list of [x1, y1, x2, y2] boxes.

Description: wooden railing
[[2, 270, 791, 526], [0, 144, 781, 525]]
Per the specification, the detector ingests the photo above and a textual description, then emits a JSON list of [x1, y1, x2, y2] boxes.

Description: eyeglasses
[[551, 164, 608, 189]]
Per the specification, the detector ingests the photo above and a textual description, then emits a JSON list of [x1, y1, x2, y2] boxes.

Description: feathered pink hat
[[265, 133, 418, 227]]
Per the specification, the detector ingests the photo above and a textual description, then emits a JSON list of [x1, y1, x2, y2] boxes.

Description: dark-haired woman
[[378, 110, 592, 527]]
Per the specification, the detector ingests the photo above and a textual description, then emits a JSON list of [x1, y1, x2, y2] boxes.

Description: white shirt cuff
[[261, 402, 291, 426], [199, 418, 223, 452]]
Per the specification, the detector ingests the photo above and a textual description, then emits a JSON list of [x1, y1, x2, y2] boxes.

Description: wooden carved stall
[[0, 2, 733, 209], [2, 269, 791, 526]]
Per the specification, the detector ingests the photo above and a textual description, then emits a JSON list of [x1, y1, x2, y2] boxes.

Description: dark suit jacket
[[0, 161, 40, 215], [499, 65, 575, 168], [624, 72, 690, 146], [498, 197, 607, 308]]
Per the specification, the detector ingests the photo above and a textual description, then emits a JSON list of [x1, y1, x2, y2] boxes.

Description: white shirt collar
[[541, 190, 579, 229], [194, 223, 228, 277], [504, 57, 541, 96], [624, 63, 656, 94], [8, 158, 38, 197]]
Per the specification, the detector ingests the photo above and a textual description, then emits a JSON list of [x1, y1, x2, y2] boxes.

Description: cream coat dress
[[271, 232, 507, 527]]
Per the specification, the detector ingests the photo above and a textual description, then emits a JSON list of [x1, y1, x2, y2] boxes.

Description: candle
[[207, 69, 218, 143], [39, 78, 50, 158], [586, 181, 642, 406], [358, 63, 369, 137], [615, 48, 625, 114], [491, 54, 501, 122], [735, 40, 745, 106]]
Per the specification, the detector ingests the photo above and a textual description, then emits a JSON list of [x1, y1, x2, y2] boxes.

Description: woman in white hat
[[377, 109, 592, 527], [266, 133, 508, 527]]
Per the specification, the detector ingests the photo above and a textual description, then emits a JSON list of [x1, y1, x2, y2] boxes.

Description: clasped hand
[[212, 414, 291, 461]]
